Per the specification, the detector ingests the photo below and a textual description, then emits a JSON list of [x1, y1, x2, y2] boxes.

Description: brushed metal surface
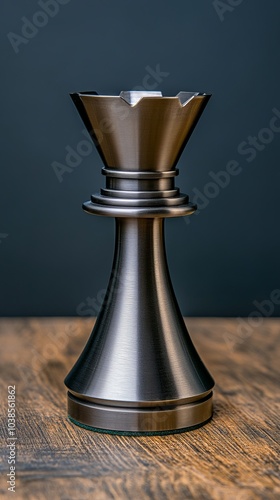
[[65, 90, 214, 432], [99, 188, 180, 200], [92, 192, 187, 207], [65, 218, 214, 403], [67, 391, 213, 433], [71, 91, 210, 171], [105, 177, 174, 191], [82, 201, 196, 218], [102, 168, 179, 179]]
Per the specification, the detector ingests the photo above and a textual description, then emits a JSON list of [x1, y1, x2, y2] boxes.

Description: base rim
[[82, 201, 196, 218], [67, 415, 213, 436], [67, 391, 213, 433]]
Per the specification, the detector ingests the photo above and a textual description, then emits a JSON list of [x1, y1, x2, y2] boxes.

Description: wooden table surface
[[0, 318, 279, 500]]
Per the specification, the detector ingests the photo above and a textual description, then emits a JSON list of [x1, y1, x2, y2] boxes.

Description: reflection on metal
[[65, 90, 214, 434]]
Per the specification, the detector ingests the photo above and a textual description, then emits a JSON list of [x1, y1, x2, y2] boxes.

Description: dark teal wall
[[1, 0, 280, 317]]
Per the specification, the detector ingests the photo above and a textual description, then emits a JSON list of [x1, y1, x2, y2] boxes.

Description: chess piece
[[65, 90, 214, 434]]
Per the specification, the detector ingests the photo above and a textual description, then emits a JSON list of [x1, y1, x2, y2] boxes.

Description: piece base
[[67, 391, 213, 434], [82, 201, 196, 218], [67, 415, 213, 436]]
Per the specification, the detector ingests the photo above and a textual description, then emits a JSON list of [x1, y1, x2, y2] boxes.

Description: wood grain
[[0, 318, 279, 500]]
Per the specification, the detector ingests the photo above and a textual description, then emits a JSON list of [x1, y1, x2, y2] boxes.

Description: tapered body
[[65, 90, 215, 433]]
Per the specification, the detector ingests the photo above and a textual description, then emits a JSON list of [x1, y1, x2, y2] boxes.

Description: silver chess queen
[[65, 90, 214, 434]]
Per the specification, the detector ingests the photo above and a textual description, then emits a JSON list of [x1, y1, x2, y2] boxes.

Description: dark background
[[1, 0, 280, 317]]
